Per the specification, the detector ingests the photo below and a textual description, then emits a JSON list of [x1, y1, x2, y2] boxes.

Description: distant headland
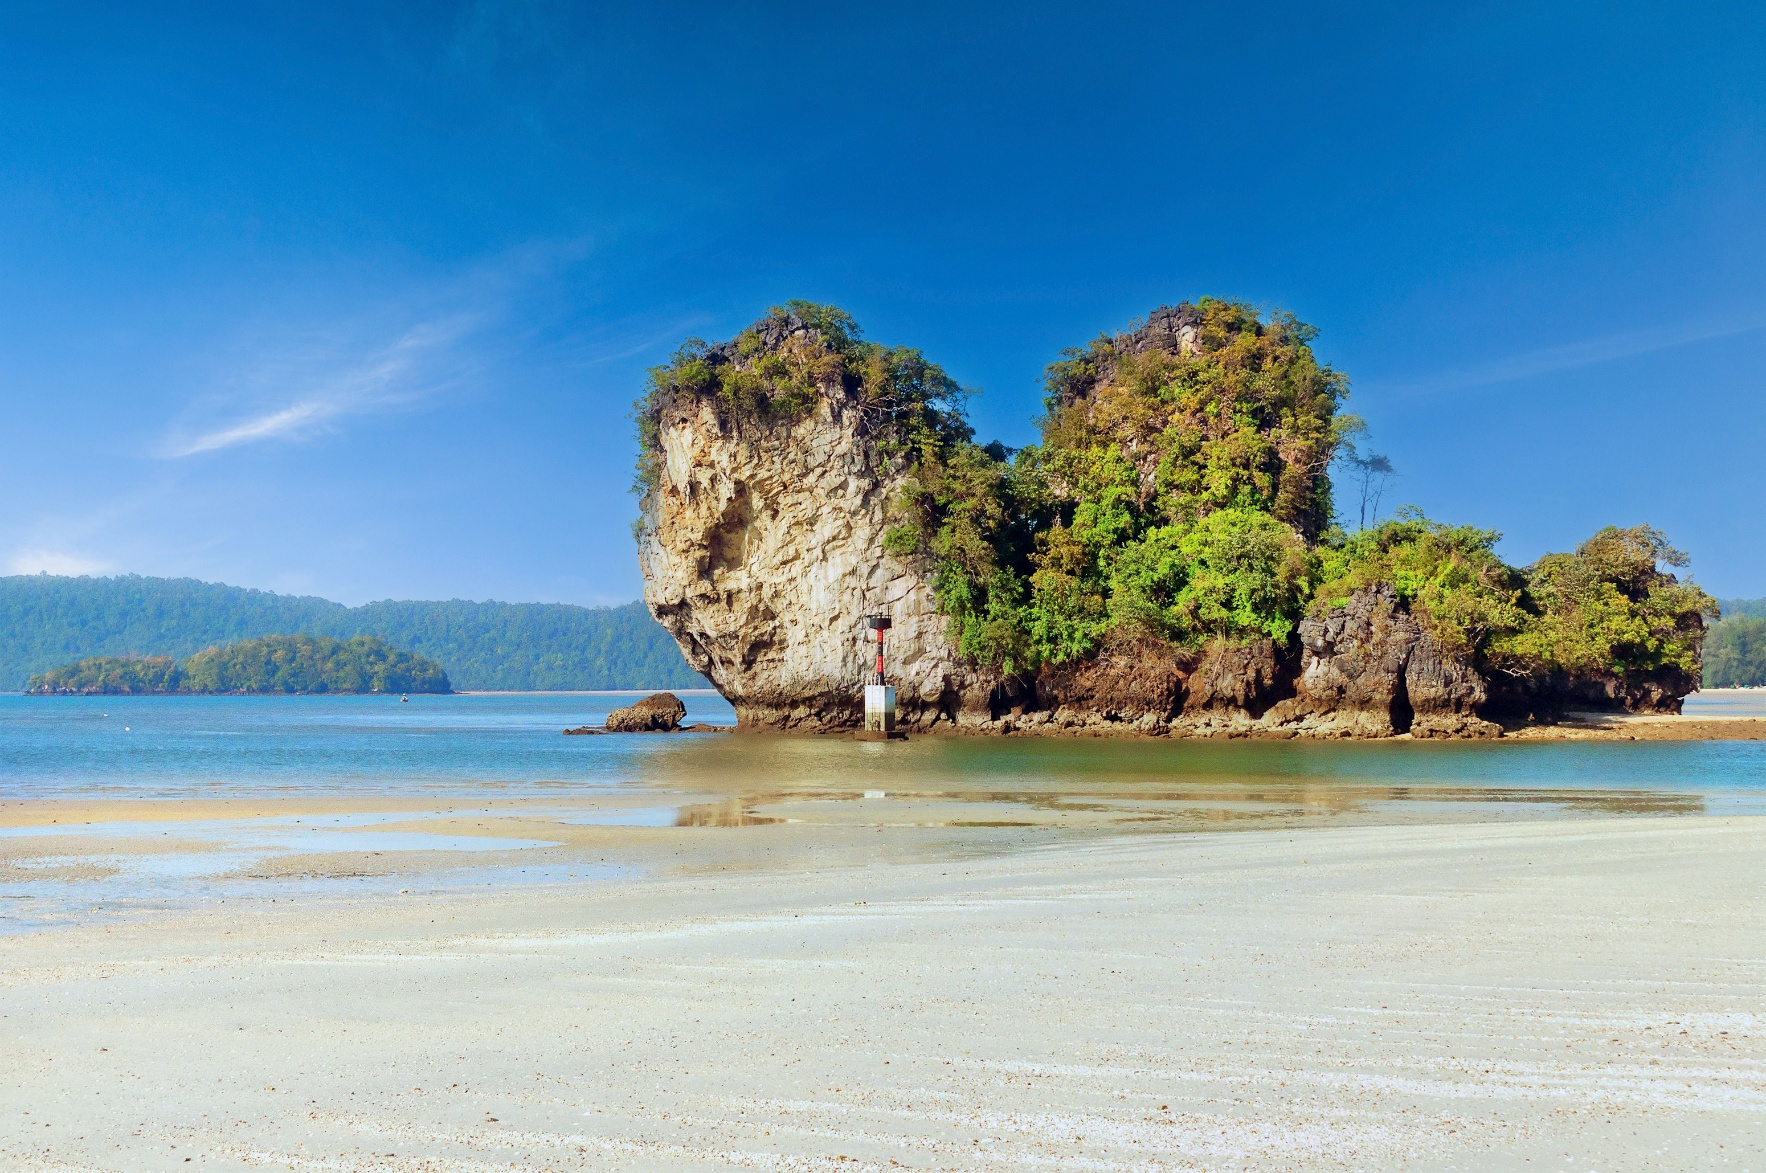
[[26, 634, 451, 696], [0, 575, 703, 692], [635, 299, 1728, 737]]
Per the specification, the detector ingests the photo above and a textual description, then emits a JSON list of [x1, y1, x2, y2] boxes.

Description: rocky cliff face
[[1011, 587, 1498, 738], [1265, 585, 1501, 739], [637, 318, 996, 730]]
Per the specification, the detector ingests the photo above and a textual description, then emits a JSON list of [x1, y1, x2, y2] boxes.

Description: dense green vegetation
[[1311, 513, 1527, 657], [0, 576, 703, 691], [180, 635, 450, 694], [642, 299, 1717, 697], [1706, 600, 1766, 687], [25, 655, 183, 695], [1492, 526, 1712, 682], [28, 635, 450, 695]]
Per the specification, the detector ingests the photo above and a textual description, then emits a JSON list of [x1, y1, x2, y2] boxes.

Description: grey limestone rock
[[636, 314, 995, 732], [1265, 585, 1499, 738]]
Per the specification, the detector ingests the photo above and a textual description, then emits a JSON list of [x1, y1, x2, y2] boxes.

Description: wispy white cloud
[[160, 318, 475, 458], [169, 401, 339, 457], [1378, 312, 1766, 396], [5, 548, 113, 576]]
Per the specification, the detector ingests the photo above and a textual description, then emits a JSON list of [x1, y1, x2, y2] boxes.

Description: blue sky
[[2, 2, 1763, 605]]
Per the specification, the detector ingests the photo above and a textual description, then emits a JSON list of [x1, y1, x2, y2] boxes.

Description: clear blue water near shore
[[2, 691, 1766, 809], [4, 690, 1766, 933], [0, 690, 738, 799]]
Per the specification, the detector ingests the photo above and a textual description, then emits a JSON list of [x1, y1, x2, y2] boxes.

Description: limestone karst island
[[636, 299, 1713, 738]]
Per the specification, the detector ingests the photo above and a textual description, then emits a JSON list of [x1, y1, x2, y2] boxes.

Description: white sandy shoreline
[[3, 815, 1763, 1170]]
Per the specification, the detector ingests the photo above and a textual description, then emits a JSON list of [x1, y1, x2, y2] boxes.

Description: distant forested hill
[[1719, 598, 1766, 621], [0, 574, 704, 692], [1708, 598, 1766, 688], [27, 634, 451, 696]]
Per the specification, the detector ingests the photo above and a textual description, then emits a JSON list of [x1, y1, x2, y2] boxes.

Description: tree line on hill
[[1707, 599, 1766, 688], [0, 574, 704, 692], [26, 634, 451, 695]]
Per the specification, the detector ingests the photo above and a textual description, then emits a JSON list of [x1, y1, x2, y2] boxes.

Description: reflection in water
[[634, 732, 1740, 828], [674, 801, 779, 827]]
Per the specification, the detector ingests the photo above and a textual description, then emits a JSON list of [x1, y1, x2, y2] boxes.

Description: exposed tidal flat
[[3, 694, 1765, 1167]]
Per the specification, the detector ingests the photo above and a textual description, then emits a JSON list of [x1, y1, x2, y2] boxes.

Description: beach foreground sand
[[3, 817, 1763, 1170]]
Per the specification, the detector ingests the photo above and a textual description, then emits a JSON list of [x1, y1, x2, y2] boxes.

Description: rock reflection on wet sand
[[673, 800, 779, 827], [630, 733, 1725, 827]]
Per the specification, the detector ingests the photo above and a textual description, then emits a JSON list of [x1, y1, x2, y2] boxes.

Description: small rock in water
[[604, 692, 688, 733]]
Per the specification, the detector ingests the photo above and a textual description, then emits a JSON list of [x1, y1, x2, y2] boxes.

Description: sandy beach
[[6, 5, 1762, 1169], [4, 814, 1763, 1170]]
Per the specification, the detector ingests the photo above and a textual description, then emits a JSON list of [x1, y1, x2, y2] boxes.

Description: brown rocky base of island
[[656, 583, 1699, 740]]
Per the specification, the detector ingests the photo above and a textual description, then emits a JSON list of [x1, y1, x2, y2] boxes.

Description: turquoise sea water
[[0, 691, 738, 799], [4, 691, 1766, 934], [1, 690, 1765, 811]]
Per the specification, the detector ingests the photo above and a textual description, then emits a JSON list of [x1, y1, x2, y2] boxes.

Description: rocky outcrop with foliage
[[635, 300, 1714, 735], [634, 305, 997, 728]]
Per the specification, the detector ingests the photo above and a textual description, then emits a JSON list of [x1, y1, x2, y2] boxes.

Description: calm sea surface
[[0, 691, 738, 799], [2, 690, 1765, 813], [4, 690, 1766, 933]]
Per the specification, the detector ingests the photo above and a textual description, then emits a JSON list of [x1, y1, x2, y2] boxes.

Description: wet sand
[[0, 773, 1723, 908], [3, 815, 1763, 1170], [1511, 712, 1766, 741]]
